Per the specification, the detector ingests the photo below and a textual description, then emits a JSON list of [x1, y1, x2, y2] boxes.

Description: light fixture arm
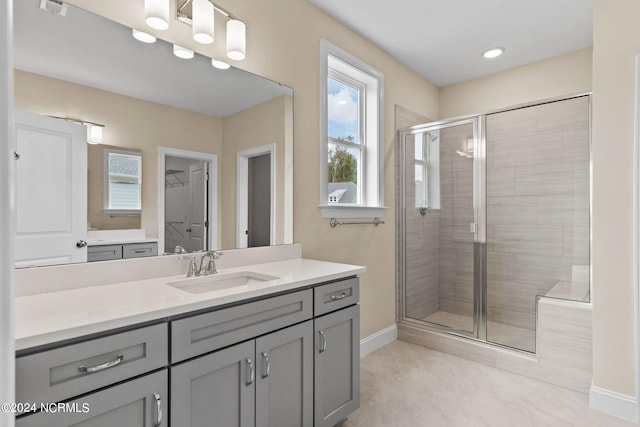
[[177, 0, 237, 23]]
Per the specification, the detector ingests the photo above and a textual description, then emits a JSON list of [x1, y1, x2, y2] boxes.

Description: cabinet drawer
[[123, 242, 158, 259], [16, 323, 168, 408], [171, 290, 312, 362], [16, 369, 167, 427], [313, 277, 359, 316], [87, 244, 122, 262]]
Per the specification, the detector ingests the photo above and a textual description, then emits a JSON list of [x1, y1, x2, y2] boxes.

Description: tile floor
[[343, 340, 635, 427]]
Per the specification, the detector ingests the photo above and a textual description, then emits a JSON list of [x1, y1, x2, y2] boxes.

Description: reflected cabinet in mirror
[[13, 0, 293, 267]]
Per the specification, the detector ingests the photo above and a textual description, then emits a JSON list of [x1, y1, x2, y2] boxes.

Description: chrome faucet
[[179, 250, 224, 277], [199, 250, 223, 275]]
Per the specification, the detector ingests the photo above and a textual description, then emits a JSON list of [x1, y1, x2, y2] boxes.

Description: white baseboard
[[360, 324, 397, 358], [589, 385, 638, 422]]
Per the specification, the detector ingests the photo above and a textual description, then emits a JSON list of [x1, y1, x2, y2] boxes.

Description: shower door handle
[[470, 223, 477, 233]]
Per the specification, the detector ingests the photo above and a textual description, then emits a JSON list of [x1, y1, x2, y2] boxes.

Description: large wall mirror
[[13, 0, 293, 267]]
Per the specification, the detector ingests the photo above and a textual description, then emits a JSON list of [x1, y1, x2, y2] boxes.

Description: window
[[320, 40, 384, 218], [104, 148, 142, 213]]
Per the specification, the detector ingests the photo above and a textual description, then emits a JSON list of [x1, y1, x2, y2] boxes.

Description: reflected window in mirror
[[104, 148, 142, 213]]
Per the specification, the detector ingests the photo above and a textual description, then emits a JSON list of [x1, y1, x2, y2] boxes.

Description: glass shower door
[[402, 119, 478, 336]]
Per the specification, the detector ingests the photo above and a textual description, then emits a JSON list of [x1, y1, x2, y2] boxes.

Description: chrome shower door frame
[[397, 115, 485, 340]]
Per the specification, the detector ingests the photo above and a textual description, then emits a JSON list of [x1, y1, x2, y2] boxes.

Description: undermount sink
[[167, 271, 279, 294]]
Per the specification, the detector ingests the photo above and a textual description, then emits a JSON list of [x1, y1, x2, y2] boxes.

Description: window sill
[[103, 209, 141, 215], [319, 204, 388, 219]]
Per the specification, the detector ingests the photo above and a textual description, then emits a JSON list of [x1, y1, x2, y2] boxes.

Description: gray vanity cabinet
[[171, 320, 314, 427], [314, 304, 360, 427], [16, 369, 167, 427], [255, 320, 314, 427], [170, 340, 256, 427]]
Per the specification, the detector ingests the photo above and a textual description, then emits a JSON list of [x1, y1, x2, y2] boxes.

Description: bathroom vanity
[[13, 245, 363, 427]]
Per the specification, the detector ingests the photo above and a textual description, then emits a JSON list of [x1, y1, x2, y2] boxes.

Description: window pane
[[415, 163, 426, 208], [328, 143, 359, 204], [328, 77, 359, 143], [415, 134, 424, 160], [107, 152, 141, 210]]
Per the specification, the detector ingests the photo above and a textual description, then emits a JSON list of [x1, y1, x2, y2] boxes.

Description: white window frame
[[103, 147, 142, 214], [319, 39, 385, 218]]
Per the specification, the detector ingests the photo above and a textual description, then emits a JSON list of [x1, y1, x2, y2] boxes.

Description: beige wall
[[14, 70, 223, 238], [591, 0, 640, 397], [439, 48, 592, 118], [65, 0, 439, 339], [221, 95, 292, 249]]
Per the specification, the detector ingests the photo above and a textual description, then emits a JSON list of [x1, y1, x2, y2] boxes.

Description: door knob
[[76, 240, 87, 248]]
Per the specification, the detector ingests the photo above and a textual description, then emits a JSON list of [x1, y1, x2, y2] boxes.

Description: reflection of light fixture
[[88, 124, 104, 144], [173, 44, 194, 59], [176, 0, 247, 60], [145, 0, 170, 30], [192, 0, 215, 44], [211, 59, 230, 70], [132, 29, 157, 43], [48, 115, 105, 144], [456, 137, 474, 158], [482, 47, 504, 59], [39, 0, 69, 16]]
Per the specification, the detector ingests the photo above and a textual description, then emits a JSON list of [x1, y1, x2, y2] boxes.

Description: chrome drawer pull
[[153, 392, 162, 427], [330, 292, 347, 301], [319, 330, 327, 353], [262, 352, 270, 378], [246, 358, 255, 385], [78, 354, 124, 373]]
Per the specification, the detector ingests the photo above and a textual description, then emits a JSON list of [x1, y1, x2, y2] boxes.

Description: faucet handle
[[179, 255, 199, 277], [212, 250, 223, 259]]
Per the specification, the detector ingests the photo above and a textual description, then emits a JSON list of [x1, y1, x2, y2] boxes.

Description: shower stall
[[398, 95, 591, 353]]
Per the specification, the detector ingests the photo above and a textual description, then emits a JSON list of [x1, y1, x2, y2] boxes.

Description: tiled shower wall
[[485, 97, 590, 343], [402, 97, 590, 350]]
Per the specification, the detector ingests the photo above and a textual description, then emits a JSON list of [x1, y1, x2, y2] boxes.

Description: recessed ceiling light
[[132, 29, 156, 44], [482, 47, 504, 59]]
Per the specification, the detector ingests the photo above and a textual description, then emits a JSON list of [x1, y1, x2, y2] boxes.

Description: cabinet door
[[16, 370, 167, 427], [314, 305, 360, 427], [171, 340, 255, 427], [255, 320, 313, 427]]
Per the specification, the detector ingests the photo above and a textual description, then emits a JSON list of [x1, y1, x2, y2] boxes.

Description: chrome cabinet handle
[[133, 249, 147, 253], [246, 358, 254, 385], [330, 292, 347, 301], [262, 352, 270, 378], [319, 330, 327, 353], [153, 392, 162, 427], [76, 240, 88, 248], [78, 354, 124, 373]]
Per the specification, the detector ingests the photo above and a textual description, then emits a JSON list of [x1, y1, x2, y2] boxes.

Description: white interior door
[[14, 110, 87, 267], [188, 162, 207, 251]]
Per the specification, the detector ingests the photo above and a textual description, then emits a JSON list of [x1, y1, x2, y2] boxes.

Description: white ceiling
[[309, 0, 593, 87], [14, 0, 292, 118]]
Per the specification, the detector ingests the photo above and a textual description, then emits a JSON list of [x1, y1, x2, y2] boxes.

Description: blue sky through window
[[328, 77, 359, 141]]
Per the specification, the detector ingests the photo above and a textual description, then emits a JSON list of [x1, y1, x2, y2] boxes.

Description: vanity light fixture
[[211, 59, 231, 70], [226, 19, 246, 61], [482, 47, 504, 59], [145, 0, 170, 30], [132, 29, 157, 44], [176, 0, 247, 60], [48, 115, 105, 144], [192, 0, 215, 44], [173, 44, 195, 59], [88, 124, 104, 144]]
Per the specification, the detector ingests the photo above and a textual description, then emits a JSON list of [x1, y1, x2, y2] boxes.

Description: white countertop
[[15, 257, 365, 351], [87, 238, 158, 246]]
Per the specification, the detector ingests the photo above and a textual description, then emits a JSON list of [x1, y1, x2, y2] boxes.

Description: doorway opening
[[158, 148, 218, 254], [237, 144, 276, 248]]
